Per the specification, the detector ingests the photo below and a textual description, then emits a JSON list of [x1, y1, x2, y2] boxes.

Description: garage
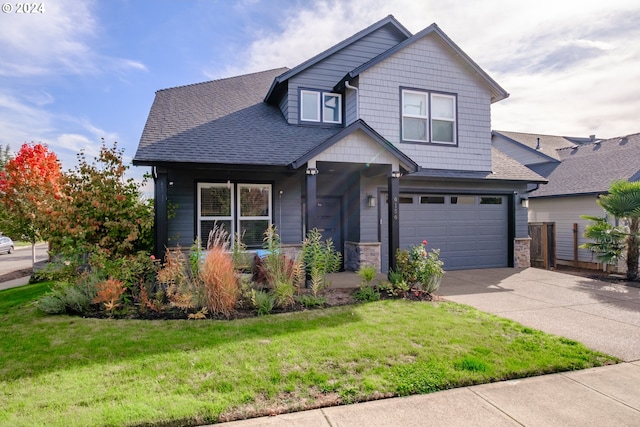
[[381, 193, 510, 271]]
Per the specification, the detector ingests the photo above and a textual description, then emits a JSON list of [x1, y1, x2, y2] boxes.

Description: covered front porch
[[294, 121, 419, 273]]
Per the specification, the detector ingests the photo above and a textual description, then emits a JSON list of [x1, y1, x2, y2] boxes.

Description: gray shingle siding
[[285, 25, 406, 124], [358, 33, 494, 172]]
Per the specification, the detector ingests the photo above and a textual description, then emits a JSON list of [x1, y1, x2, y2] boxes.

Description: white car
[[0, 236, 14, 254]]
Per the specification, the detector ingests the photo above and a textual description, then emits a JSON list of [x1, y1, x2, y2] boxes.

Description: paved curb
[[0, 276, 31, 291]]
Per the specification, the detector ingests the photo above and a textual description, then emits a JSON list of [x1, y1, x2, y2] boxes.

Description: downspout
[[345, 81, 359, 122]]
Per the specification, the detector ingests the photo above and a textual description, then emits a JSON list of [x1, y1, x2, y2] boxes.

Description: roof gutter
[[344, 81, 359, 121]]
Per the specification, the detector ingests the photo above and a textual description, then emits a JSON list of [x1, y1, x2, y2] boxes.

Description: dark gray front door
[[316, 196, 343, 256]]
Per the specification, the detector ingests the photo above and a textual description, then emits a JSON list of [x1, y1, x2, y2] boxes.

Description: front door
[[315, 196, 343, 266]]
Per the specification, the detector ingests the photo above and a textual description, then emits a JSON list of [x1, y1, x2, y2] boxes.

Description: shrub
[[353, 285, 380, 302], [258, 225, 304, 287], [297, 294, 327, 308], [156, 248, 206, 312], [273, 280, 296, 308], [36, 276, 98, 315], [357, 264, 377, 286], [301, 228, 342, 291], [377, 280, 410, 298], [199, 246, 238, 317], [396, 240, 444, 293], [48, 142, 153, 259], [93, 278, 126, 314], [250, 289, 275, 315]]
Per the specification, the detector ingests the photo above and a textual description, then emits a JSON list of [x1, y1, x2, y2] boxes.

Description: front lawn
[[0, 282, 618, 427]]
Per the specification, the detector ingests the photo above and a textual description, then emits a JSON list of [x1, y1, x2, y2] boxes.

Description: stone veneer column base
[[345, 242, 381, 272], [514, 237, 531, 268]]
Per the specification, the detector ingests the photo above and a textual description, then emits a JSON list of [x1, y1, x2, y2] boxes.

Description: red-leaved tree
[[0, 143, 63, 264]]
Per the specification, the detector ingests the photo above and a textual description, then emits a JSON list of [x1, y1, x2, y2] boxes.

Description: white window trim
[[196, 182, 273, 249], [402, 89, 429, 142], [300, 90, 342, 124], [237, 184, 272, 244], [430, 93, 456, 144], [401, 89, 457, 144], [322, 92, 342, 124], [300, 90, 321, 122], [197, 182, 234, 244]]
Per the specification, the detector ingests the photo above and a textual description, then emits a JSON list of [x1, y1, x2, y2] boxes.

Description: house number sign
[[393, 196, 399, 221]]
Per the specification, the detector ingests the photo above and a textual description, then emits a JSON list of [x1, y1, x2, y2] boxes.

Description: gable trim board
[[264, 15, 412, 104], [336, 23, 509, 103], [135, 15, 542, 271], [290, 119, 418, 172]]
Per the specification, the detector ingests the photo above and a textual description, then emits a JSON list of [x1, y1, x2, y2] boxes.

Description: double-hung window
[[198, 183, 233, 246], [401, 89, 457, 144], [431, 94, 456, 143], [197, 182, 272, 248], [238, 184, 271, 247], [402, 90, 428, 142], [300, 90, 341, 124]]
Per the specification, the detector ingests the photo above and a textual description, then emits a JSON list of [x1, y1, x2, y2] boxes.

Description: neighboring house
[[493, 130, 640, 269], [134, 15, 545, 273]]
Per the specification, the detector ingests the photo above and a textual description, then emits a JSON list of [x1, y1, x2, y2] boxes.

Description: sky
[[1, 0, 639, 187]]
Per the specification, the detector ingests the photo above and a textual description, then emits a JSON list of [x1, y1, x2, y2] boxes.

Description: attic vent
[[570, 145, 579, 149], [594, 140, 601, 145]]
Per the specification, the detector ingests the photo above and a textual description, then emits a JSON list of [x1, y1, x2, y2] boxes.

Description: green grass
[[0, 282, 618, 427]]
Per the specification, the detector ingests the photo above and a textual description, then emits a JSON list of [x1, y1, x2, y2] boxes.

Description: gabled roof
[[335, 23, 509, 103], [408, 147, 547, 183], [291, 119, 418, 172], [492, 130, 593, 162], [134, 68, 345, 167], [530, 133, 640, 198], [264, 15, 411, 103]]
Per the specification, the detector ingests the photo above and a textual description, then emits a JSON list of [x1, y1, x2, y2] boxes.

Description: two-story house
[[133, 15, 545, 273]]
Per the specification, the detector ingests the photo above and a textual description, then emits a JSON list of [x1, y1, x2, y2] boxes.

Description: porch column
[[154, 167, 168, 261], [388, 170, 401, 273], [305, 166, 319, 233]]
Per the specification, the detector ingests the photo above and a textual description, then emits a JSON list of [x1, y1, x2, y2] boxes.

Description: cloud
[[0, 0, 146, 76], [213, 0, 640, 137]]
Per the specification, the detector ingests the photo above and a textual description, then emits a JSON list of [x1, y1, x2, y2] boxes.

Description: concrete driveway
[[438, 267, 640, 362]]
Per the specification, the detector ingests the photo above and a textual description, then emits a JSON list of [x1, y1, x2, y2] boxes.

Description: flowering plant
[[395, 240, 444, 293]]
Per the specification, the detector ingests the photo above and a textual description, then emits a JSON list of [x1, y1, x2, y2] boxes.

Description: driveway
[[438, 268, 640, 362]]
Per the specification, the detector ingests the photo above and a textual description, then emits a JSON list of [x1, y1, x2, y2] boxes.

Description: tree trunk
[[32, 241, 36, 267], [626, 218, 639, 281]]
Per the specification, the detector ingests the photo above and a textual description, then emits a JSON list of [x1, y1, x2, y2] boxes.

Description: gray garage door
[[381, 193, 508, 271]]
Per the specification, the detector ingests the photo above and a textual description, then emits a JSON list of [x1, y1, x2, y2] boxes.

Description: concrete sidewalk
[[215, 268, 640, 426]]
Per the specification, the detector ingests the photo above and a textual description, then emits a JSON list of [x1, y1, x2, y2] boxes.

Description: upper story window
[[300, 89, 342, 124], [401, 89, 457, 145]]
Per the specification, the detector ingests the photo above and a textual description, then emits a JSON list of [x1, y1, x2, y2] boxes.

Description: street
[[0, 243, 49, 276]]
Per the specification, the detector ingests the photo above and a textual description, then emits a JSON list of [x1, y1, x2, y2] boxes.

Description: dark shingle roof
[[531, 133, 640, 198], [408, 148, 547, 183], [134, 68, 345, 167]]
